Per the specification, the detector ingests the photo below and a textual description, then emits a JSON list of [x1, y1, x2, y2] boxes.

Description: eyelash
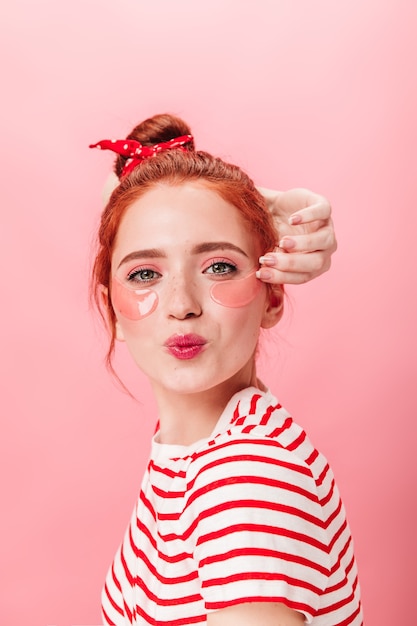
[[127, 267, 162, 283], [125, 259, 238, 284], [204, 260, 238, 276]]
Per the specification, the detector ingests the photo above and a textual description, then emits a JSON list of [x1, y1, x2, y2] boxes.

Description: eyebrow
[[118, 242, 249, 268]]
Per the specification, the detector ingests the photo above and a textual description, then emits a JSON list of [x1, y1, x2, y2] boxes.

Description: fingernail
[[259, 255, 276, 266], [289, 214, 302, 225], [279, 238, 296, 250], [256, 268, 272, 280]]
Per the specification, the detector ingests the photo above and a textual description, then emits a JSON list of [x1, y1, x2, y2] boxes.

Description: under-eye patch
[[111, 277, 159, 321], [210, 271, 262, 307]]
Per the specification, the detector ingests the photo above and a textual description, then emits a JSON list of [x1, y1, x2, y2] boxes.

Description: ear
[[261, 286, 284, 329], [100, 285, 126, 342]]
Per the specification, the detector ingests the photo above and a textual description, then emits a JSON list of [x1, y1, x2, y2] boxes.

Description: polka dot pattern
[[89, 135, 193, 177]]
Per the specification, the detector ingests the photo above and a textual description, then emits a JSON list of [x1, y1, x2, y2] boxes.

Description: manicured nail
[[289, 214, 302, 225], [256, 268, 272, 280], [279, 238, 296, 251], [259, 255, 276, 266]]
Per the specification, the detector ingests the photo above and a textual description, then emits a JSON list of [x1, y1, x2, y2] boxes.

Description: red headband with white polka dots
[[89, 135, 193, 177]]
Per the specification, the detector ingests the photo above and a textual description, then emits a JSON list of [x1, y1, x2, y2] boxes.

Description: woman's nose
[[165, 276, 202, 320]]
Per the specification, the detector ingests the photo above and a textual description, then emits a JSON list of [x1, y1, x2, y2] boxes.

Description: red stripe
[[266, 416, 293, 438], [183, 472, 319, 515], [323, 496, 342, 529], [316, 462, 330, 487], [333, 604, 363, 626], [187, 444, 313, 488], [199, 546, 330, 577], [152, 484, 186, 498], [132, 518, 194, 564], [111, 562, 122, 592], [344, 552, 356, 577], [202, 570, 324, 595], [306, 448, 319, 465], [196, 522, 328, 552], [101, 607, 117, 625], [140, 488, 157, 521], [249, 393, 262, 414], [149, 460, 186, 479], [231, 402, 241, 423], [323, 570, 352, 595], [159, 500, 329, 547], [134, 518, 157, 552], [330, 535, 353, 576], [133, 573, 201, 605], [329, 518, 348, 552], [320, 477, 336, 506], [132, 551, 198, 585], [317, 578, 360, 616], [121, 546, 201, 605], [120, 544, 135, 586], [260, 402, 281, 425], [171, 453, 194, 462], [103, 581, 124, 616], [122, 597, 133, 623], [129, 537, 198, 585], [241, 423, 257, 434], [321, 553, 356, 596], [208, 496, 323, 526], [195, 446, 313, 479], [190, 435, 297, 464], [286, 429, 307, 451], [160, 497, 324, 532]]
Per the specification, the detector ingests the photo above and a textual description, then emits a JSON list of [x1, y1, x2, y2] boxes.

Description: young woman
[[90, 115, 362, 625]]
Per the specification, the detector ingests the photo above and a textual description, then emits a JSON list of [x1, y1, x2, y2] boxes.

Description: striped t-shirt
[[102, 387, 362, 625]]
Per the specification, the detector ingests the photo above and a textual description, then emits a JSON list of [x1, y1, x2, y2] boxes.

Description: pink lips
[[164, 334, 207, 360]]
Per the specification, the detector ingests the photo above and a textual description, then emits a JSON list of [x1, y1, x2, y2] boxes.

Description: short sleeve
[[184, 437, 331, 623]]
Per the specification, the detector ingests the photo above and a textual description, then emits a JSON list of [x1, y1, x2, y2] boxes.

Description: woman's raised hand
[[257, 187, 337, 285]]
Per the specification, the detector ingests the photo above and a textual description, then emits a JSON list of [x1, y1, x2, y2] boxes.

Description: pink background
[[1, 1, 415, 624]]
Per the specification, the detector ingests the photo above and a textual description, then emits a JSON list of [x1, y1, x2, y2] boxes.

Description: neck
[[151, 367, 263, 446]]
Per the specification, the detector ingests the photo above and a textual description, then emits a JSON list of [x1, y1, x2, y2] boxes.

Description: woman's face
[[110, 182, 281, 401]]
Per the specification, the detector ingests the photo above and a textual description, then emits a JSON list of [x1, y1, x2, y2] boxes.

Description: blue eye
[[205, 261, 237, 275], [127, 268, 161, 283]]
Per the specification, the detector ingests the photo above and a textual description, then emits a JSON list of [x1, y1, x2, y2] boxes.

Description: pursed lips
[[164, 334, 207, 360]]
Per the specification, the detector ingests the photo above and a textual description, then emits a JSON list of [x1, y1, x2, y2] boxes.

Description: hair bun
[[114, 113, 194, 178]]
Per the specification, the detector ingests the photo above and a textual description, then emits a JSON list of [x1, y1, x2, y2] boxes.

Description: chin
[[164, 369, 253, 399]]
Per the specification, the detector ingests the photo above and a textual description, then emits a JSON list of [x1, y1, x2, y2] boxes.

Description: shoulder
[[191, 433, 314, 484], [186, 434, 322, 522], [183, 389, 331, 547], [187, 386, 320, 496]]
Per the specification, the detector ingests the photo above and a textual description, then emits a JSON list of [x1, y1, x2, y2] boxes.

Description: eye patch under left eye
[[111, 277, 159, 320]]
